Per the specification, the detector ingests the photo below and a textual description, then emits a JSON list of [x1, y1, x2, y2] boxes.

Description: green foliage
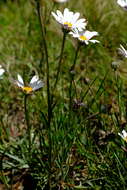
[[0, 0, 127, 189]]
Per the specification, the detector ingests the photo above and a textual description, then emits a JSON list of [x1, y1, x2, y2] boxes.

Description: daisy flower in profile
[[117, 0, 127, 10], [0, 65, 5, 78], [118, 130, 127, 142], [70, 30, 99, 45], [51, 8, 87, 32], [53, 0, 69, 3], [14, 74, 44, 94], [118, 44, 127, 58]]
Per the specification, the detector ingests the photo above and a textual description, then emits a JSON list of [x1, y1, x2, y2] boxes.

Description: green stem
[[115, 70, 121, 122], [70, 42, 81, 71], [69, 43, 81, 124], [24, 94, 31, 154], [54, 30, 67, 89], [35, 1, 52, 188]]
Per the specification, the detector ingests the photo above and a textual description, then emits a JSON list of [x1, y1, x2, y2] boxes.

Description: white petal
[[54, 0, 68, 3], [89, 40, 100, 43], [56, 10, 63, 19], [117, 0, 126, 7], [52, 12, 60, 23], [118, 44, 127, 57], [17, 74, 24, 86], [122, 130, 127, 137], [84, 31, 99, 40], [30, 75, 39, 84], [15, 81, 23, 88], [69, 31, 79, 38], [32, 81, 44, 91], [63, 8, 69, 17], [73, 12, 80, 22], [51, 11, 56, 17], [118, 132, 123, 138], [84, 40, 89, 45], [0, 68, 5, 76], [74, 18, 86, 25]]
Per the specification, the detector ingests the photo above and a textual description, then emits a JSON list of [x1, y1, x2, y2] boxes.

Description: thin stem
[[68, 43, 81, 129], [24, 94, 31, 154], [54, 30, 67, 89], [35, 1, 52, 188], [70, 42, 81, 71], [68, 43, 81, 125], [115, 70, 122, 122]]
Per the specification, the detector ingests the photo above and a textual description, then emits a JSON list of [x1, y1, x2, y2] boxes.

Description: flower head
[[117, 0, 127, 10], [14, 74, 44, 94], [0, 65, 5, 78], [118, 44, 127, 58], [70, 30, 99, 45], [118, 130, 127, 142], [52, 8, 87, 32]]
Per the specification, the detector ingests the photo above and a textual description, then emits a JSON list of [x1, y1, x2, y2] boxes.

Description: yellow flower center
[[64, 22, 72, 28], [23, 86, 33, 93], [79, 35, 87, 41]]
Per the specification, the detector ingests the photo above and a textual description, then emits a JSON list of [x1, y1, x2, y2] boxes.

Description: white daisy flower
[[53, 0, 69, 3], [70, 30, 99, 45], [14, 74, 44, 94], [51, 8, 87, 32], [117, 0, 127, 10], [118, 44, 127, 58], [118, 130, 127, 142], [0, 65, 5, 77]]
